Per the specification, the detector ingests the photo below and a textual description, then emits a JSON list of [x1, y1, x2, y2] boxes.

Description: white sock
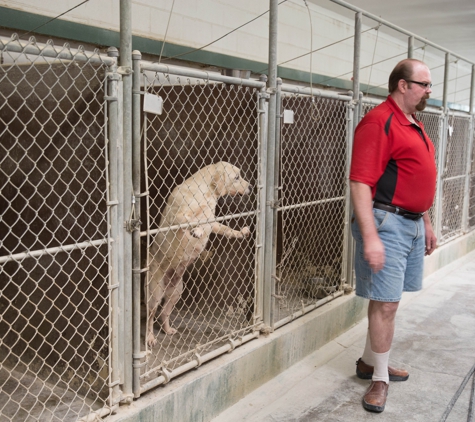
[[361, 329, 374, 366], [372, 350, 390, 384]]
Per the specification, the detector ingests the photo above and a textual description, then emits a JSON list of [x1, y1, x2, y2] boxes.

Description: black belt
[[373, 201, 424, 220]]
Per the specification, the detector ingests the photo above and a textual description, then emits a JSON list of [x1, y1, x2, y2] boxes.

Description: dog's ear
[[211, 171, 226, 196]]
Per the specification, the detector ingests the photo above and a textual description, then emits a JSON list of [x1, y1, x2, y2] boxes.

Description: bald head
[[388, 59, 428, 93]]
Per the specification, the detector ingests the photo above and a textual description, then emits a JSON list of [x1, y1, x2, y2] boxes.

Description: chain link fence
[[272, 90, 351, 328], [440, 114, 472, 242], [0, 35, 118, 421], [416, 110, 443, 230], [1, 30, 475, 422], [137, 64, 265, 393]]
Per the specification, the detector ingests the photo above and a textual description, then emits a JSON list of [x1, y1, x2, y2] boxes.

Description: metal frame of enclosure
[[1, 0, 475, 420]]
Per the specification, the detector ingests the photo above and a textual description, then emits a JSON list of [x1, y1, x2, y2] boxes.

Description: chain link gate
[[415, 109, 444, 231], [440, 113, 472, 243], [135, 63, 266, 394], [0, 35, 120, 421], [272, 89, 352, 329]]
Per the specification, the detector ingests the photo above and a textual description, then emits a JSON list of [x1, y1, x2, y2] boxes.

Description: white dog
[[147, 162, 251, 347]]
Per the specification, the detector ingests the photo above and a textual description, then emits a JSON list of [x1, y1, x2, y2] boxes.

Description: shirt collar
[[386, 95, 421, 126]]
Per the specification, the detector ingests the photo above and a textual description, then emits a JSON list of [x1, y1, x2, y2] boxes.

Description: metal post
[[471, 65, 475, 115], [343, 98, 355, 287], [120, 0, 134, 403], [408, 36, 414, 58], [263, 0, 278, 331], [106, 47, 122, 407], [352, 12, 361, 123], [272, 78, 283, 324], [256, 74, 268, 327], [131, 49, 143, 398], [435, 113, 448, 242], [435, 53, 451, 242], [443, 53, 450, 112], [346, 11, 361, 288]]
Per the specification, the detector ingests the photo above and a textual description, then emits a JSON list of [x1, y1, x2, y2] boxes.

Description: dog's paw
[[240, 227, 251, 238], [190, 227, 204, 238], [163, 327, 177, 335], [146, 332, 158, 348]]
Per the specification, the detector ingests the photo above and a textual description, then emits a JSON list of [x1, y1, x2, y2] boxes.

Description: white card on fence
[[144, 93, 163, 115]]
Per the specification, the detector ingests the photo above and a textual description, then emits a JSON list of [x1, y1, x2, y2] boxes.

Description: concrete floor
[[212, 250, 475, 422]]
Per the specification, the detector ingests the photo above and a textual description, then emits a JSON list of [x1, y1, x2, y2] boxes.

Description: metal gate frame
[[272, 84, 353, 329], [0, 35, 122, 421], [132, 59, 267, 396]]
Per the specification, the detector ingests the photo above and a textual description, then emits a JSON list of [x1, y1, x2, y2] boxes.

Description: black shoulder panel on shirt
[[384, 113, 394, 136]]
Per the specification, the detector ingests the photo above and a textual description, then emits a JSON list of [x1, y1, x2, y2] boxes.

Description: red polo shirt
[[350, 96, 437, 213]]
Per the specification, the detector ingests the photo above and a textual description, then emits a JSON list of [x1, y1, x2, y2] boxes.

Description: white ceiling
[[310, 0, 475, 64]]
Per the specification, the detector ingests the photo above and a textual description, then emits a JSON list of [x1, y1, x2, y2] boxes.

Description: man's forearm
[[350, 181, 378, 241], [350, 180, 385, 272]]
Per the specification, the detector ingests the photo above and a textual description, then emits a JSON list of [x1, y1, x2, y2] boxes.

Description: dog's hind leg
[[159, 267, 185, 335], [146, 268, 166, 348]]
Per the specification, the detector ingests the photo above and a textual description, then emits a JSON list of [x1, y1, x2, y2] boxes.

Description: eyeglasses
[[405, 80, 432, 89]]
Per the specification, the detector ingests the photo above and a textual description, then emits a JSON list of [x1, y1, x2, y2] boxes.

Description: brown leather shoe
[[363, 381, 389, 412], [356, 358, 409, 381]]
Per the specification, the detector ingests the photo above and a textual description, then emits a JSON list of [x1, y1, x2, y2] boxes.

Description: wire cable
[[20, 0, 90, 39], [432, 72, 472, 88], [259, 26, 377, 74], [158, 0, 176, 64], [159, 0, 289, 63], [303, 0, 314, 96], [318, 47, 421, 88], [365, 23, 381, 96], [302, 0, 319, 120], [453, 60, 459, 104]]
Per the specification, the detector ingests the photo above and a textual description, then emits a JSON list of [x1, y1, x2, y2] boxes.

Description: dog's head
[[210, 161, 250, 197]]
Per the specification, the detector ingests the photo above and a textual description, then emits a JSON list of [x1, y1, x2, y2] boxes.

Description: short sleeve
[[349, 121, 390, 188]]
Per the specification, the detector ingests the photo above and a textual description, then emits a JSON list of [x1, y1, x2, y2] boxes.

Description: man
[[349, 58, 438, 412]]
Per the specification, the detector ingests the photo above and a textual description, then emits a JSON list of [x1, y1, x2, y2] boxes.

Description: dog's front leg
[[211, 222, 250, 239]]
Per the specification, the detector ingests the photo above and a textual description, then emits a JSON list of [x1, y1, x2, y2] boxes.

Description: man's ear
[[398, 79, 407, 93]]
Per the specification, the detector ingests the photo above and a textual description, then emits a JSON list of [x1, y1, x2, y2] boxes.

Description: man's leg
[[368, 300, 399, 381], [368, 300, 398, 352], [362, 299, 399, 412]]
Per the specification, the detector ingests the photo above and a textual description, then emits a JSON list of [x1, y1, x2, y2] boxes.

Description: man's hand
[[423, 214, 437, 255], [363, 236, 385, 273]]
